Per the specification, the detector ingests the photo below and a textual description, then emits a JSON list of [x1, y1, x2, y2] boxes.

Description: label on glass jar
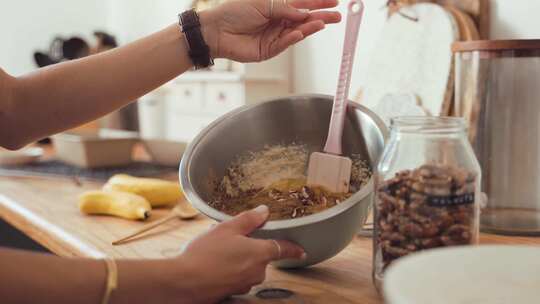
[[427, 193, 475, 207]]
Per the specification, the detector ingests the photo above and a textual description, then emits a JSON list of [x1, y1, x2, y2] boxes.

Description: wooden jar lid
[[452, 39, 540, 52]]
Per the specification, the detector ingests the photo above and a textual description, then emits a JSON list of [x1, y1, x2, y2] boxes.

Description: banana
[[78, 190, 151, 220], [103, 174, 184, 207]]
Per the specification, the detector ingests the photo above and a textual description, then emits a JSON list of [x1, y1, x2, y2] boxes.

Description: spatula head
[[306, 152, 352, 193]]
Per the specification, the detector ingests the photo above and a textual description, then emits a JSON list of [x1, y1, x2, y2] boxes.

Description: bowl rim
[[180, 94, 388, 230]]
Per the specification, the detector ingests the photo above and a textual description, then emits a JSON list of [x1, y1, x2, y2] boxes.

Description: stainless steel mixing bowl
[[180, 94, 387, 268]]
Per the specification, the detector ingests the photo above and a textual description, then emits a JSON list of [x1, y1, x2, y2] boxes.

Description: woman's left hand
[[175, 205, 305, 303], [200, 0, 341, 62]]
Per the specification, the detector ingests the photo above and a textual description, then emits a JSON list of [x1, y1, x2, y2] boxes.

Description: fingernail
[[253, 205, 269, 215], [298, 8, 310, 13]]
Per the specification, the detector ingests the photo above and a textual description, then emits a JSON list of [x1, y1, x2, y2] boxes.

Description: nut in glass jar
[[373, 117, 481, 290]]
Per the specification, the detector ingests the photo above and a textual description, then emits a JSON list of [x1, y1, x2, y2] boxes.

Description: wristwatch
[[178, 9, 214, 69]]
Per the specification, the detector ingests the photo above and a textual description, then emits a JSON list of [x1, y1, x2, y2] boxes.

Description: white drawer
[[138, 92, 167, 139], [204, 83, 244, 114], [165, 114, 214, 142], [166, 83, 204, 114]]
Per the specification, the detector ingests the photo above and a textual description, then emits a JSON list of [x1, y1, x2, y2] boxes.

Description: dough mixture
[[209, 144, 371, 220]]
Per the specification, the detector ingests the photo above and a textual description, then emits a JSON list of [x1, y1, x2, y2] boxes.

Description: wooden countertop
[[1, 166, 539, 303]]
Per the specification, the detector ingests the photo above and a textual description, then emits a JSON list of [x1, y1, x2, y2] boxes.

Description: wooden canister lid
[[452, 39, 540, 52]]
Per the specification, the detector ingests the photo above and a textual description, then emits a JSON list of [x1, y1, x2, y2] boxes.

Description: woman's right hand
[[200, 0, 341, 62], [175, 205, 305, 303]]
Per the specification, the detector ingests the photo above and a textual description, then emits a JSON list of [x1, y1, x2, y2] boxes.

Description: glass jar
[[372, 117, 481, 290], [453, 40, 540, 235]]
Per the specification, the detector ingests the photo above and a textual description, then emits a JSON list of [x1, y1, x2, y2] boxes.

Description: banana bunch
[[103, 174, 183, 207], [78, 174, 186, 221], [79, 191, 152, 220]]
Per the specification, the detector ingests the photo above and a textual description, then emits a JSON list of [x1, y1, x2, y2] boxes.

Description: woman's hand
[[200, 0, 341, 62], [176, 205, 305, 303]]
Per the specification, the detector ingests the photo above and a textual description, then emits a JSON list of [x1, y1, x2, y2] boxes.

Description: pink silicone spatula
[[307, 0, 364, 193]]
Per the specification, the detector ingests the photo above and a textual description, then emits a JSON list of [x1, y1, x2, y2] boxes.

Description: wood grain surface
[[440, 4, 481, 116], [1, 173, 539, 303], [437, 0, 490, 38], [445, 5, 480, 41], [388, 0, 489, 39]]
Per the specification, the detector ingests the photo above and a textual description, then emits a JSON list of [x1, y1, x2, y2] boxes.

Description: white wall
[[490, 0, 540, 39], [293, 0, 540, 96], [106, 0, 192, 45], [0, 0, 109, 76], [293, 0, 387, 96], [0, 0, 193, 76], [3, 1, 539, 84]]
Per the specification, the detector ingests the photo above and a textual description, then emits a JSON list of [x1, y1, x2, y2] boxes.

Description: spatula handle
[[324, 0, 364, 155]]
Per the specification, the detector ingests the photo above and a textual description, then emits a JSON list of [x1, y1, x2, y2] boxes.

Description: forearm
[[4, 23, 191, 149], [0, 0, 339, 150], [0, 248, 196, 304], [0, 248, 105, 304]]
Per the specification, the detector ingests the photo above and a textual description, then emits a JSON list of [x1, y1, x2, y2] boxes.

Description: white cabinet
[[138, 91, 167, 138], [166, 115, 214, 142], [138, 52, 292, 142], [167, 83, 204, 114], [204, 82, 245, 114]]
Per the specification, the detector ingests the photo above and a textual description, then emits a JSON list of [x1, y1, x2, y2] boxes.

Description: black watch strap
[[179, 10, 214, 69]]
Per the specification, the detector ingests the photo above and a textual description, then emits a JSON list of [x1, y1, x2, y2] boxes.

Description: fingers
[[232, 286, 254, 295], [291, 20, 326, 37], [271, 20, 325, 57], [268, 30, 304, 59], [307, 11, 342, 24], [269, 20, 323, 58], [219, 205, 270, 235], [289, 0, 339, 10], [271, 0, 341, 22], [258, 239, 306, 262], [272, 240, 306, 261], [271, 0, 310, 22]]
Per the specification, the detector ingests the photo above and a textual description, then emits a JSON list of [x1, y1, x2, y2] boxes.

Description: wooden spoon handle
[[112, 212, 179, 245]]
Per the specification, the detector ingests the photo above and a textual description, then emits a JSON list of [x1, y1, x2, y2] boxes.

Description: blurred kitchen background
[[2, 0, 540, 251], [2, 0, 538, 183], [1, 0, 536, 142]]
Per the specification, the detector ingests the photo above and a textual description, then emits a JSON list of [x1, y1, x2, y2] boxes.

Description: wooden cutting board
[[437, 0, 489, 38], [389, 1, 489, 39], [362, 3, 459, 116], [441, 5, 480, 116], [444, 5, 480, 41], [454, 51, 490, 143]]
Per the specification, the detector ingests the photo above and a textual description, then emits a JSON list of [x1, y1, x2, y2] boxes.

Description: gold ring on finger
[[270, 0, 275, 18], [271, 240, 282, 260]]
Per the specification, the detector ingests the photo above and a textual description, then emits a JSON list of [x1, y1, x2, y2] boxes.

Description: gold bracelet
[[101, 258, 118, 304]]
